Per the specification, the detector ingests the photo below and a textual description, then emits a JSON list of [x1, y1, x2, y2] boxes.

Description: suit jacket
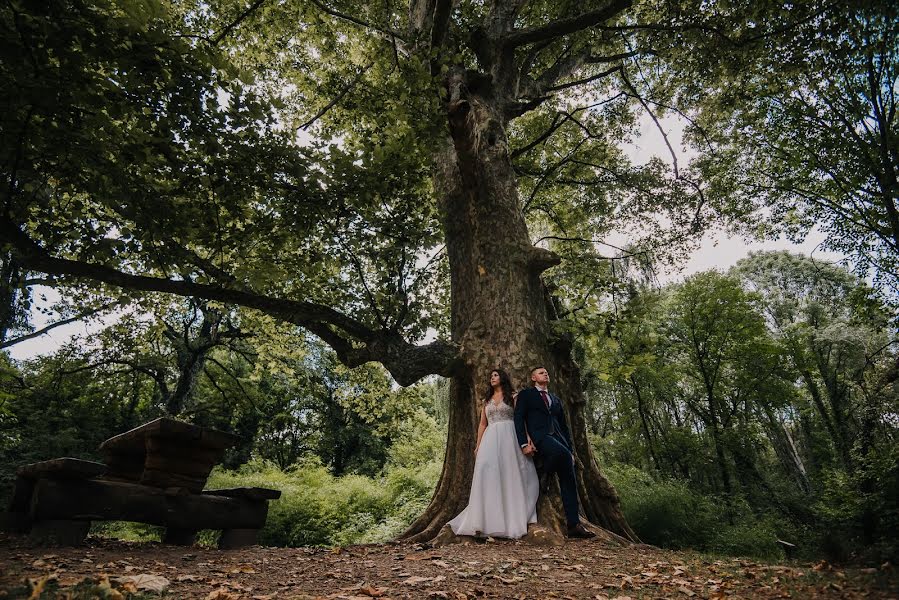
[[514, 386, 573, 451]]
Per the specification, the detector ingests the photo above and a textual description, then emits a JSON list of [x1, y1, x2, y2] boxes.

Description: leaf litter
[[0, 532, 894, 599]]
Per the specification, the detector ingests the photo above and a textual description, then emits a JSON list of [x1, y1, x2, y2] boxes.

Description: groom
[[514, 366, 595, 539]]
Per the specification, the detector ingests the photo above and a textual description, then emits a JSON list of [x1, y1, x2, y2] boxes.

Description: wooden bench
[[3, 418, 281, 548]]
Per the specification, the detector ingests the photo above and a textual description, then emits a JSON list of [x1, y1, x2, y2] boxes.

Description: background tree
[[694, 6, 899, 295]]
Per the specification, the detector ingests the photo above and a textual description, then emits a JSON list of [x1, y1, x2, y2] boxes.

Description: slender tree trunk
[[630, 375, 661, 470], [400, 86, 635, 543], [760, 404, 811, 494], [163, 305, 225, 416]]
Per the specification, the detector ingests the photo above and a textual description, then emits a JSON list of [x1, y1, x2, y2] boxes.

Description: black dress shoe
[[567, 523, 596, 539]]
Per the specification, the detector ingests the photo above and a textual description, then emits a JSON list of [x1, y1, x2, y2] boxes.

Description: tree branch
[[212, 0, 269, 45], [503, 0, 633, 49], [300, 63, 374, 130], [0, 218, 460, 385], [546, 65, 620, 92], [0, 301, 120, 349], [308, 0, 406, 41]]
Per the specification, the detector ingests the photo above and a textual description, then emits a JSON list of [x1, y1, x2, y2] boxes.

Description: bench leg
[[163, 527, 197, 545], [218, 528, 259, 549], [28, 520, 90, 546], [1, 511, 31, 533]]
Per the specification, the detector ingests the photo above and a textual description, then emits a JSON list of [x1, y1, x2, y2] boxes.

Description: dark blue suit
[[514, 386, 580, 527]]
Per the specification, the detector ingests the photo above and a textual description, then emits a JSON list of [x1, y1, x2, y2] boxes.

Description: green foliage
[[584, 253, 897, 562], [0, 352, 138, 501], [205, 457, 440, 547], [386, 407, 446, 469], [690, 5, 899, 292], [607, 464, 787, 560]]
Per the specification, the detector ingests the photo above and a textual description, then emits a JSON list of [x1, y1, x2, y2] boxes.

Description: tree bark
[[400, 80, 636, 542], [0, 252, 22, 343]]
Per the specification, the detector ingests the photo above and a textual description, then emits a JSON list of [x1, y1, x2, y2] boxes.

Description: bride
[[448, 369, 539, 539]]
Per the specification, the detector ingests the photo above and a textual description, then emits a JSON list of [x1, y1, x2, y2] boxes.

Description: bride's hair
[[484, 369, 515, 406]]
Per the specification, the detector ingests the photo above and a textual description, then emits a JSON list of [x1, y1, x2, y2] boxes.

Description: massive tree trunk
[[401, 80, 636, 542]]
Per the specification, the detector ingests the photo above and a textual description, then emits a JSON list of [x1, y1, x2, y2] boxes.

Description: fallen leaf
[[96, 576, 125, 600], [812, 560, 831, 572], [492, 575, 524, 584], [114, 574, 170, 594], [27, 575, 52, 600], [678, 586, 696, 597], [118, 581, 139, 594], [405, 552, 442, 561], [206, 588, 239, 600], [229, 564, 257, 574]]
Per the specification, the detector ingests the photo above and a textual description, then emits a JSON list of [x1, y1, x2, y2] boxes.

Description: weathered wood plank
[[28, 519, 91, 546], [8, 476, 35, 512], [139, 468, 208, 493], [0, 511, 31, 533], [100, 418, 238, 455], [218, 528, 259, 549], [145, 437, 223, 463], [144, 454, 217, 479], [100, 451, 145, 483], [30, 479, 269, 530], [163, 527, 198, 546], [17, 458, 107, 480], [203, 487, 282, 501]]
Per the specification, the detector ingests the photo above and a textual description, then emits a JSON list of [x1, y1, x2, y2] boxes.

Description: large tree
[[1, 0, 868, 541]]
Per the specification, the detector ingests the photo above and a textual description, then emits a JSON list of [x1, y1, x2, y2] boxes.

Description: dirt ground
[[0, 532, 895, 599]]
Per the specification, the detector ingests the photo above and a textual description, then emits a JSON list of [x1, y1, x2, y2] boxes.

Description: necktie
[[540, 390, 550, 410]]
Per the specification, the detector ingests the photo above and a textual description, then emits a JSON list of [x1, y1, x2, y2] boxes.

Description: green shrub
[[708, 499, 784, 560], [606, 464, 718, 550], [607, 463, 789, 559], [204, 456, 439, 547]]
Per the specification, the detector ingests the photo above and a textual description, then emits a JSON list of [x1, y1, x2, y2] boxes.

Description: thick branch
[[308, 0, 406, 41], [503, 0, 632, 49], [0, 219, 460, 385]]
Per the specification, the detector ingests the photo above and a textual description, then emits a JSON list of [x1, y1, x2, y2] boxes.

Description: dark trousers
[[537, 435, 580, 527]]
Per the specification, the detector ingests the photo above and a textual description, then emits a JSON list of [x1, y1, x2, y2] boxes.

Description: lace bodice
[[486, 400, 514, 424]]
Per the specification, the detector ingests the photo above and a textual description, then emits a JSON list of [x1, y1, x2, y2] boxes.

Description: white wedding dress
[[447, 400, 539, 539]]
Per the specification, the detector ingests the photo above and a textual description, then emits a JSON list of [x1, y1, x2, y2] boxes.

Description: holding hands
[[522, 436, 537, 457]]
